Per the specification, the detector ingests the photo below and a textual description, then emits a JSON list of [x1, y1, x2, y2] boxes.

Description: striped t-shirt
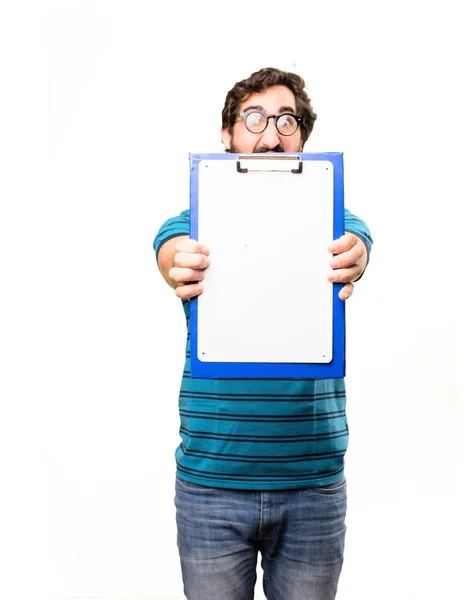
[[153, 209, 372, 490]]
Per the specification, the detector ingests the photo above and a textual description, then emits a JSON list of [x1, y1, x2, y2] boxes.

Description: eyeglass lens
[[244, 111, 299, 135]]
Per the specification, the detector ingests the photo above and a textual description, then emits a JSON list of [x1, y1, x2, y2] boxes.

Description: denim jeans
[[174, 477, 347, 600]]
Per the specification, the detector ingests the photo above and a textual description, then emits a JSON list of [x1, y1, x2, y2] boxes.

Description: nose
[[259, 117, 280, 150]]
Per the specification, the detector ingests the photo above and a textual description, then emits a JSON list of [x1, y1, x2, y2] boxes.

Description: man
[[154, 68, 373, 600]]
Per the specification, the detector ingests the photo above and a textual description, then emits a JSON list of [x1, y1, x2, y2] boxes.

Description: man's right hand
[[168, 238, 211, 300]]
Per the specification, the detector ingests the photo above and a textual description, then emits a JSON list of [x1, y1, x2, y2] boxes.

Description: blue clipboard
[[189, 152, 345, 379]]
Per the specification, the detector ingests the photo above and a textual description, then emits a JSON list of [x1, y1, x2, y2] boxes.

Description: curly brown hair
[[222, 67, 317, 148]]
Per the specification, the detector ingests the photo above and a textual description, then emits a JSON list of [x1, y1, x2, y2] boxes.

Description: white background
[[0, 1, 471, 599]]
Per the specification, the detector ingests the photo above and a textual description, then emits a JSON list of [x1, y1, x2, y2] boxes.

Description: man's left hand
[[327, 233, 368, 301]]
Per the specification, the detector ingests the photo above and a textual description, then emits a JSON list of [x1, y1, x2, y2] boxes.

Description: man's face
[[222, 85, 303, 153]]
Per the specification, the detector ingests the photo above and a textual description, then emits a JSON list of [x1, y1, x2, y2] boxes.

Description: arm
[[157, 235, 189, 288], [327, 209, 373, 300], [157, 236, 210, 301], [153, 210, 211, 300], [154, 209, 371, 302]]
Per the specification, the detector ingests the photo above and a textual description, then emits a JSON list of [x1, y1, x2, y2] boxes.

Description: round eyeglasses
[[239, 110, 302, 136]]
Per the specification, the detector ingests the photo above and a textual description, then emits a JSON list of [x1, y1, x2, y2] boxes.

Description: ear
[[221, 128, 232, 151]]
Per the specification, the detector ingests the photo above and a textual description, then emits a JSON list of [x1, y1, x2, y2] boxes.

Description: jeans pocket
[[310, 477, 347, 495], [176, 476, 212, 492]]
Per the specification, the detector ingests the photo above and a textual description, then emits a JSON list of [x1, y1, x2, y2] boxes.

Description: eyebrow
[[242, 104, 297, 114]]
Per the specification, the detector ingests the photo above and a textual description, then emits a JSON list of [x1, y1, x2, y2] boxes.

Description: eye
[[277, 114, 296, 130], [245, 112, 264, 130]]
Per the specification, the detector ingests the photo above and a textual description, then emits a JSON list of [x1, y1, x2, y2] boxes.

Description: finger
[[329, 243, 364, 269], [328, 233, 357, 254], [169, 267, 205, 284], [174, 251, 210, 269], [175, 238, 210, 255], [327, 265, 362, 284], [339, 282, 354, 301], [175, 282, 204, 301]]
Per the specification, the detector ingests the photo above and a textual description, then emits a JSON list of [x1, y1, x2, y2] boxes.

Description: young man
[[154, 68, 373, 600]]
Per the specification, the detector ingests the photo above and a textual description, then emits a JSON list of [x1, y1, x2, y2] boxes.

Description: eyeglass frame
[[238, 110, 303, 137]]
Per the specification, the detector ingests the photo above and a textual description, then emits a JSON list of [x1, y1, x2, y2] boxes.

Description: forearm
[[344, 209, 373, 261], [157, 235, 189, 289], [353, 237, 368, 281]]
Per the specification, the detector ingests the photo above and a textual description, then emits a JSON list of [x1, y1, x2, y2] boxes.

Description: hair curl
[[222, 67, 317, 148]]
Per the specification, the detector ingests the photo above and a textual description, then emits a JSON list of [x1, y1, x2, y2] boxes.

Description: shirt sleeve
[[344, 208, 373, 259], [153, 209, 190, 257]]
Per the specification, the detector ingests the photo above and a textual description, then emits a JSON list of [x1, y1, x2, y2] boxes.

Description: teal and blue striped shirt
[[154, 209, 372, 490]]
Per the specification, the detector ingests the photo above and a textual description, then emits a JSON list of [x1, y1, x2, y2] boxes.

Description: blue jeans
[[174, 477, 347, 600]]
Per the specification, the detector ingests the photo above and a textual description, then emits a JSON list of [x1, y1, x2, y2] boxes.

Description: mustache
[[254, 145, 285, 153]]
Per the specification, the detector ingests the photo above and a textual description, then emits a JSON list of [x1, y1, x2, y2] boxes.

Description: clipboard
[[189, 152, 345, 379]]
